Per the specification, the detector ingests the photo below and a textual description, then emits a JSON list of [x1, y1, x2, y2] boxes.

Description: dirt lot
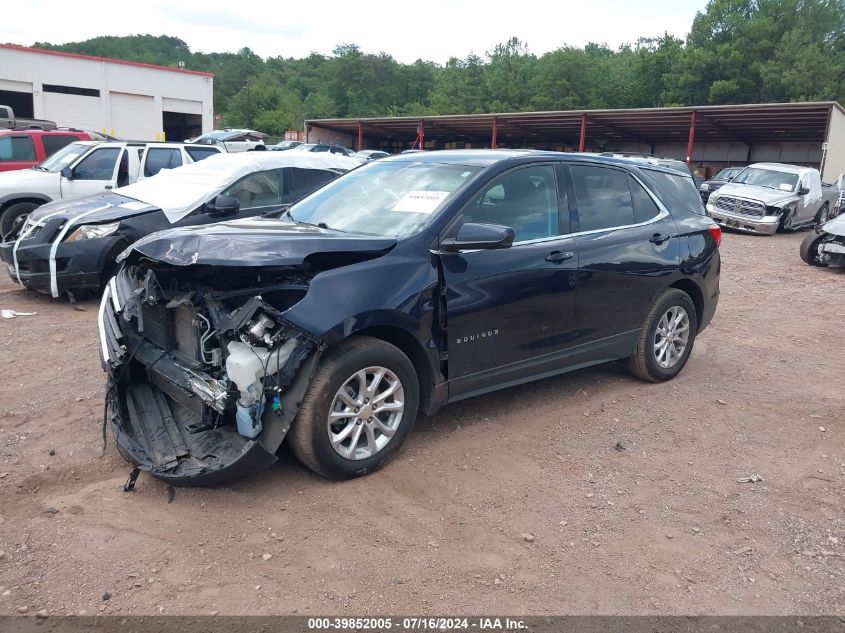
[[0, 230, 842, 617]]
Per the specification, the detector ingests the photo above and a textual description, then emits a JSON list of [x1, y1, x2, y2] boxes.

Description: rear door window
[[570, 165, 635, 232], [42, 135, 80, 157], [628, 175, 661, 223], [144, 148, 183, 177], [287, 168, 338, 202], [0, 135, 36, 162]]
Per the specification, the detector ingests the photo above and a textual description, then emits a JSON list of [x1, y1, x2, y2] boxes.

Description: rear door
[[568, 163, 680, 347], [440, 162, 579, 397]]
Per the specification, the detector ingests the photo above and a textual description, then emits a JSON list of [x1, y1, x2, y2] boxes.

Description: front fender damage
[[99, 263, 327, 485]]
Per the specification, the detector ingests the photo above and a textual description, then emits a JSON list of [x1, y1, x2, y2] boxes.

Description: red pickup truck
[[0, 129, 98, 172]]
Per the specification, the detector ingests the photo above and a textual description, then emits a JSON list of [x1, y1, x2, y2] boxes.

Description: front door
[[440, 163, 579, 398], [567, 163, 680, 348], [61, 145, 124, 199]]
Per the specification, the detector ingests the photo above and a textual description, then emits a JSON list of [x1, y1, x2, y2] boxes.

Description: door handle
[[649, 233, 671, 244], [105, 185, 113, 190], [545, 250, 574, 263]]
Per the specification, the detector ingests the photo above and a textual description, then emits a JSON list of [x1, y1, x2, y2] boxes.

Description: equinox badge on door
[[456, 330, 500, 344]]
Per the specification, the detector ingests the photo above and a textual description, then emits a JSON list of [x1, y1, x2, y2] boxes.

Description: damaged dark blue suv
[[99, 150, 721, 484]]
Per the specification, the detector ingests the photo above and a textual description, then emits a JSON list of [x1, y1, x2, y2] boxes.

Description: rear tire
[[0, 201, 39, 241], [288, 336, 419, 479], [815, 203, 830, 226], [628, 288, 698, 383], [799, 232, 829, 267]]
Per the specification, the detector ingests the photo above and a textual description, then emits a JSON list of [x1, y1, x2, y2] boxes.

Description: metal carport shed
[[306, 101, 845, 181]]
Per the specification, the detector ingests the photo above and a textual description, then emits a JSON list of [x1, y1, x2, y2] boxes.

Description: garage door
[[109, 92, 158, 141], [162, 97, 202, 115], [43, 92, 103, 131]]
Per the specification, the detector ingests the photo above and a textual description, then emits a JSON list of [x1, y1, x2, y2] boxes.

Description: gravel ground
[[0, 229, 842, 616]]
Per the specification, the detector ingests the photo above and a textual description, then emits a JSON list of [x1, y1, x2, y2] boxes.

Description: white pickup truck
[[705, 163, 840, 235], [0, 140, 222, 238]]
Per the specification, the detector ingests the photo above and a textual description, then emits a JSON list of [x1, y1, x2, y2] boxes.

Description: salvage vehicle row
[[0, 140, 224, 238], [1, 152, 359, 296]]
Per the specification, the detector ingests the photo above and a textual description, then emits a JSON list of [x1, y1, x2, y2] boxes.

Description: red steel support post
[[357, 121, 363, 151], [491, 117, 498, 149], [419, 119, 425, 149], [686, 111, 697, 167], [579, 114, 587, 152]]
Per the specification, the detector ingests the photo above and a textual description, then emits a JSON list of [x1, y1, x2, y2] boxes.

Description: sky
[[5, 0, 706, 63]]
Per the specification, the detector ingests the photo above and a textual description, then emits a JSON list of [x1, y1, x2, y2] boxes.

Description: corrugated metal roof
[[307, 102, 842, 146]]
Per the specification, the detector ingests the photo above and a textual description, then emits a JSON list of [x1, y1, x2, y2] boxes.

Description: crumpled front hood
[[0, 167, 57, 193], [713, 183, 797, 206], [29, 192, 156, 223], [822, 213, 845, 236], [120, 217, 397, 267]]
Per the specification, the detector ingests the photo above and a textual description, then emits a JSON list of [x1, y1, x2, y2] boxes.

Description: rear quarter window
[[185, 146, 220, 162], [643, 169, 705, 215]]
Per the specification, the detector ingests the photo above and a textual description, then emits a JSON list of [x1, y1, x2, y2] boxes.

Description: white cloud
[[5, 0, 703, 63]]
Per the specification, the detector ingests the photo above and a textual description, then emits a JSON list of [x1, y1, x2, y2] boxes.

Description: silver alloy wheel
[[819, 205, 829, 223], [653, 306, 690, 369], [327, 366, 405, 460]]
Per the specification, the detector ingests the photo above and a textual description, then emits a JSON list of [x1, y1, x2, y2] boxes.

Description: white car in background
[[188, 129, 267, 152]]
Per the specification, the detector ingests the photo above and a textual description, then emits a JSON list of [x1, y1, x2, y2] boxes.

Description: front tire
[[799, 232, 829, 267], [0, 201, 39, 241], [288, 336, 419, 479], [628, 289, 698, 382]]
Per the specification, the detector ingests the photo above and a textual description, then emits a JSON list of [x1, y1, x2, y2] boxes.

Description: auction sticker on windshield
[[392, 191, 450, 213]]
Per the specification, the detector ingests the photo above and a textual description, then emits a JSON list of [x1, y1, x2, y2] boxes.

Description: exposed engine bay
[[99, 262, 325, 484]]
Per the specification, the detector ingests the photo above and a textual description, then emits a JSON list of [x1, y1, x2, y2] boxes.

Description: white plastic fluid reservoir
[[226, 339, 298, 439], [226, 339, 298, 404]]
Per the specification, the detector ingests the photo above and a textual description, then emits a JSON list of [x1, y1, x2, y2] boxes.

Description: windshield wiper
[[261, 204, 292, 219], [272, 204, 336, 230]]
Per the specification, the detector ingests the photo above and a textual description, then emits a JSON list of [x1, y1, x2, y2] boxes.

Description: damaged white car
[[800, 212, 845, 267]]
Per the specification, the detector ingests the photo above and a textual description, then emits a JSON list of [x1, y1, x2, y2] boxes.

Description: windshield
[[715, 167, 741, 181], [732, 167, 799, 192], [289, 160, 481, 237], [36, 142, 90, 172]]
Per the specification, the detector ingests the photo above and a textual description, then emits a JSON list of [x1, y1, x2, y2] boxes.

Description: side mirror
[[61, 166, 73, 180], [798, 186, 810, 196], [205, 195, 240, 217], [441, 222, 515, 252]]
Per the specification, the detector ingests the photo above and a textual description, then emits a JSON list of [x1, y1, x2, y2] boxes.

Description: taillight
[[708, 224, 722, 247]]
